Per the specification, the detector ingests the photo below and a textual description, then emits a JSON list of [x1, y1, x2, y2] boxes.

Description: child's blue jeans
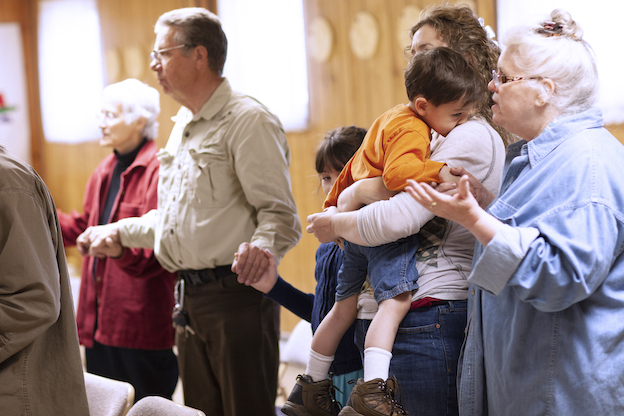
[[336, 233, 420, 302]]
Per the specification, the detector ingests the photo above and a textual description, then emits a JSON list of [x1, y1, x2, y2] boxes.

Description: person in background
[[0, 145, 89, 415], [406, 9, 624, 416], [58, 78, 178, 401], [245, 126, 367, 407], [306, 5, 507, 415], [76, 8, 301, 416]]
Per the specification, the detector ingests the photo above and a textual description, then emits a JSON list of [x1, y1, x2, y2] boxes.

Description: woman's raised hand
[[406, 175, 502, 247], [405, 175, 479, 226]]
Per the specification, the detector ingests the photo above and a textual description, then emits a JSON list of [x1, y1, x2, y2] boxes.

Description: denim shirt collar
[[525, 107, 604, 168]]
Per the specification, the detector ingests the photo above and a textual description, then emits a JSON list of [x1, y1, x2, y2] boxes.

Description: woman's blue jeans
[[355, 300, 467, 416]]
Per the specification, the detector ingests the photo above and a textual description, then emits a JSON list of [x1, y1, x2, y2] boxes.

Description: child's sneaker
[[281, 374, 341, 416], [338, 377, 407, 416]]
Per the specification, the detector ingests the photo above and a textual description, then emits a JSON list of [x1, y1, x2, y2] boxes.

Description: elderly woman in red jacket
[[58, 78, 178, 401]]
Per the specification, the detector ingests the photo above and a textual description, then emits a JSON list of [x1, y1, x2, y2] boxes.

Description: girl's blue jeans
[[355, 300, 467, 416]]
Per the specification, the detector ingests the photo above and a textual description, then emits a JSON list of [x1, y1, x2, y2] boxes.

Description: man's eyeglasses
[[492, 69, 541, 88], [150, 44, 190, 62]]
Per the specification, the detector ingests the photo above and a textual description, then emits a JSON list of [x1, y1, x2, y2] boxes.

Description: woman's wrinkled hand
[[405, 175, 480, 226], [446, 167, 495, 208]]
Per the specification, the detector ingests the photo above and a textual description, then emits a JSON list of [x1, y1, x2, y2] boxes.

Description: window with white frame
[[496, 0, 624, 125], [217, 0, 309, 131], [38, 0, 104, 143]]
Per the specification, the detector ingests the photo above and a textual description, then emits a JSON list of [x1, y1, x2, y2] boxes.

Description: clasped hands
[[76, 224, 124, 258], [77, 226, 273, 288]]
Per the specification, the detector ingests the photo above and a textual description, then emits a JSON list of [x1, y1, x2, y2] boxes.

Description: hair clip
[[536, 21, 573, 38], [543, 21, 562, 32], [479, 17, 499, 46]]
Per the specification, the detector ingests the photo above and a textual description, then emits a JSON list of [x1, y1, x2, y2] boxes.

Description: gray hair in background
[[102, 79, 160, 139], [502, 9, 598, 116], [155, 7, 228, 75]]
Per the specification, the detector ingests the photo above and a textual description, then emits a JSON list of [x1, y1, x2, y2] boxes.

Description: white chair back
[[127, 396, 206, 416], [84, 372, 135, 416]]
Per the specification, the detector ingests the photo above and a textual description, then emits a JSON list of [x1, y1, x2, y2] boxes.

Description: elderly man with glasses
[[77, 7, 301, 416]]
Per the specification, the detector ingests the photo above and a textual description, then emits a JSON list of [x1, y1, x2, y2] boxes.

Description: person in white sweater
[[308, 116, 505, 413], [306, 4, 512, 415]]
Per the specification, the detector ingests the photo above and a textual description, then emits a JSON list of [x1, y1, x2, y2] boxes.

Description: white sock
[[305, 349, 334, 382], [364, 347, 392, 382]]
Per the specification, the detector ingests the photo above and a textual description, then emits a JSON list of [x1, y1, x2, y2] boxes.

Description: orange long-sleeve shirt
[[324, 104, 444, 208]]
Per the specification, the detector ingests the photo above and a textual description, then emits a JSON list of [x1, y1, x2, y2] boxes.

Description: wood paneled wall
[[9, 0, 624, 332]]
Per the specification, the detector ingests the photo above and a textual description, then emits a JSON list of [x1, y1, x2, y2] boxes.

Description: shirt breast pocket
[[188, 146, 233, 208]]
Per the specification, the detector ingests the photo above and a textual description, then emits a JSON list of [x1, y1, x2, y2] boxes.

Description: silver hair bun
[[536, 9, 584, 40]]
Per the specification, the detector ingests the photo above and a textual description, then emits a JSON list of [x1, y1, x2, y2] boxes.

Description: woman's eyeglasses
[[492, 69, 541, 88]]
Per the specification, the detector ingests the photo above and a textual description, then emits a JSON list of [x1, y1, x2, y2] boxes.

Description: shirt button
[[471, 289, 475, 296], [185, 132, 190, 137], [96, 276, 102, 283], [170, 229, 174, 235]]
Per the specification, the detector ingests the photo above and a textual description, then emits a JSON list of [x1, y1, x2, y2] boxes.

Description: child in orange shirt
[[283, 47, 484, 416]]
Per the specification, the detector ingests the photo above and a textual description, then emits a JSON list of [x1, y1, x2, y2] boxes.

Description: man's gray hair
[[155, 7, 228, 75]]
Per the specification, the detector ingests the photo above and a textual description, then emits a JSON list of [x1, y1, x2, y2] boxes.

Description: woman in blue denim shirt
[[407, 9, 624, 416]]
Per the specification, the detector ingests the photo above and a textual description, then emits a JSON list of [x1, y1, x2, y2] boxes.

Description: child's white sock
[[306, 349, 334, 382], [364, 347, 392, 382]]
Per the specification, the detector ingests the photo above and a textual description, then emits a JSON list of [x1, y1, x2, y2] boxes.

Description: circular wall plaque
[[308, 16, 334, 62], [349, 11, 379, 60]]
